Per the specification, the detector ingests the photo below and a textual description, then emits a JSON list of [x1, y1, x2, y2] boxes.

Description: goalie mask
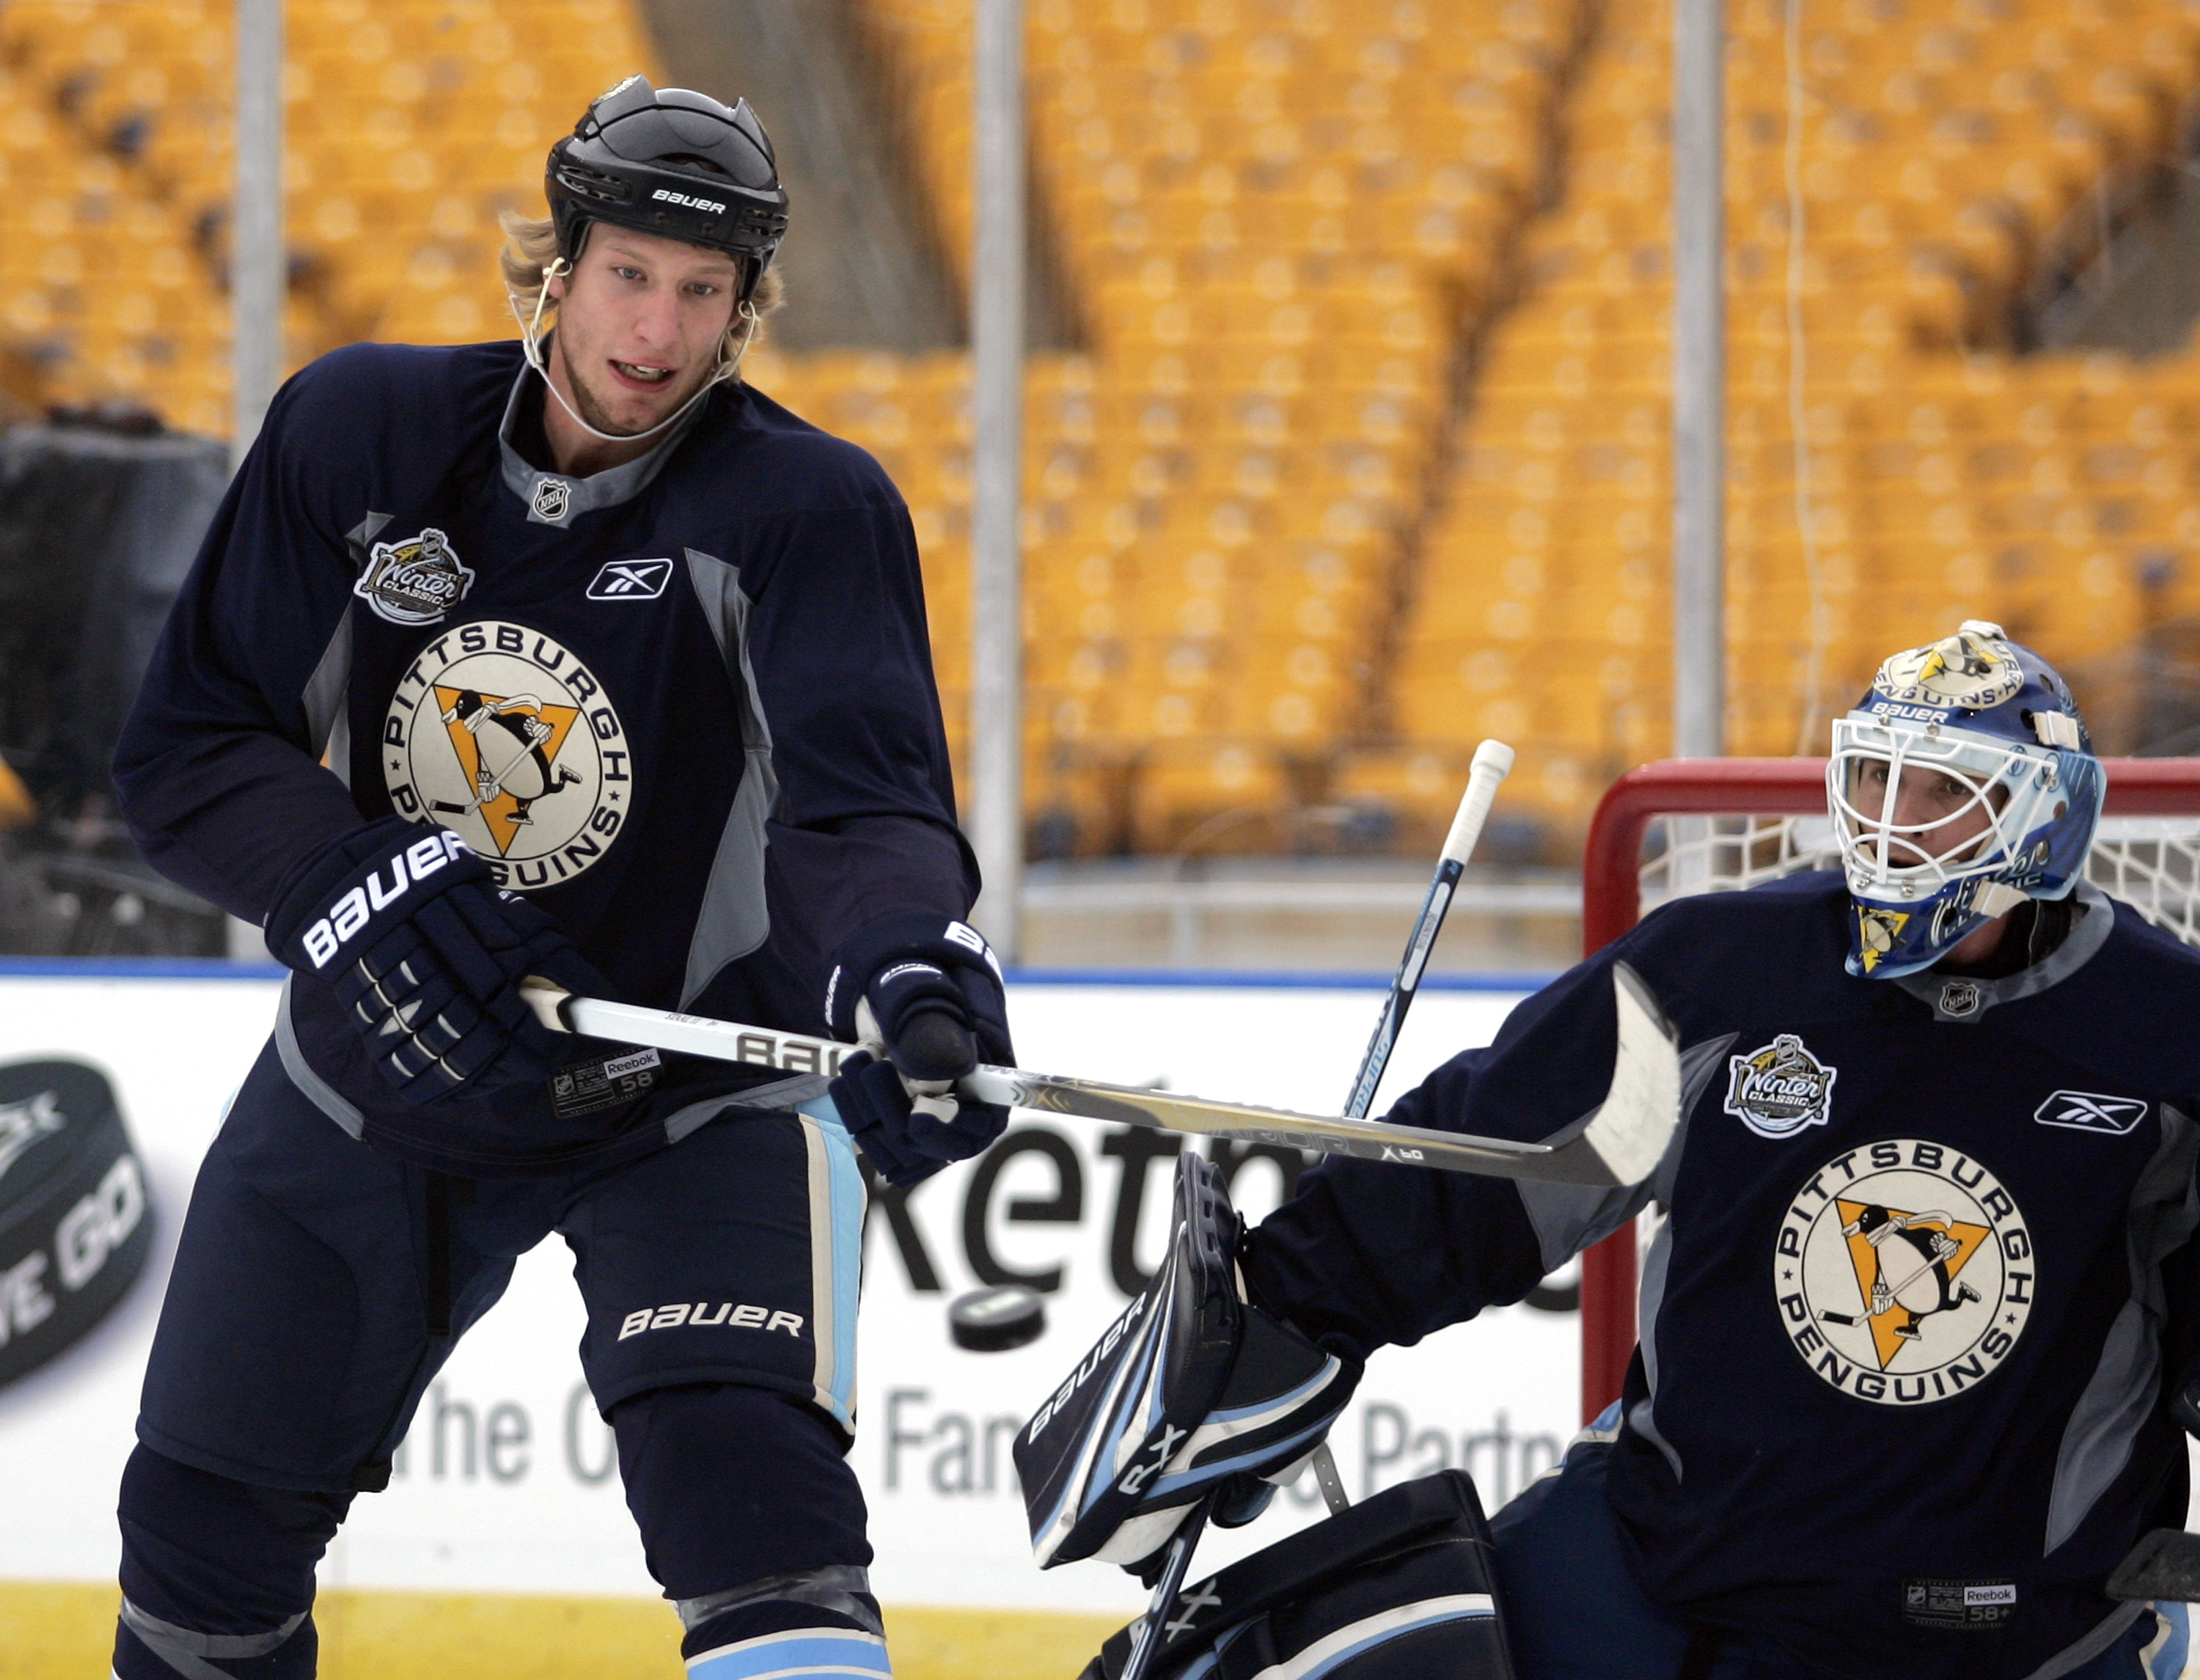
[[1827, 620, 2102, 980]]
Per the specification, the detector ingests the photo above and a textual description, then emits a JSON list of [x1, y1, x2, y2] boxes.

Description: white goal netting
[[1639, 815, 2200, 948]]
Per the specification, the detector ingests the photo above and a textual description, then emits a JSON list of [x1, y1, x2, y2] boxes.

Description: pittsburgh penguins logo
[[1775, 1139, 2031, 1406], [1871, 627, 2023, 712], [382, 620, 629, 889]]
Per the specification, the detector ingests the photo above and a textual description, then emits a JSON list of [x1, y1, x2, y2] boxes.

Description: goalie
[[1025, 624, 2200, 1680]]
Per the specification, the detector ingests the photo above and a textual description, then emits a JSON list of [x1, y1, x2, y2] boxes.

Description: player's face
[[544, 228, 741, 455], [1848, 757, 2003, 867]]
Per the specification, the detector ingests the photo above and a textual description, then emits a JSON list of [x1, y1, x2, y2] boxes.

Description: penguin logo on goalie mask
[[1870, 626, 2025, 714]]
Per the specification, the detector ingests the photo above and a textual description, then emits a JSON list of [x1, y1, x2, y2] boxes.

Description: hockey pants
[[113, 1052, 884, 1679]]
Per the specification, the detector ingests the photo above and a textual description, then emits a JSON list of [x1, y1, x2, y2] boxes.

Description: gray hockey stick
[[520, 961, 1682, 1188]]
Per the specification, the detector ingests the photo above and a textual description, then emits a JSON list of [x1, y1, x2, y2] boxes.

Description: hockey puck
[[0, 1059, 153, 1390], [948, 1283, 1046, 1352]]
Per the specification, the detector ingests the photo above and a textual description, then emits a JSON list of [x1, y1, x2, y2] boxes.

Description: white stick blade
[[1581, 962, 1684, 1186]]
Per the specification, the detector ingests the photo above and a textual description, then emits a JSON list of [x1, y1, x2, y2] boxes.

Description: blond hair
[[497, 210, 784, 378]]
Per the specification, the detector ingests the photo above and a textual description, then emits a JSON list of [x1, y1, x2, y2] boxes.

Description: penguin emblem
[[381, 620, 631, 890], [1773, 1138, 2031, 1406]]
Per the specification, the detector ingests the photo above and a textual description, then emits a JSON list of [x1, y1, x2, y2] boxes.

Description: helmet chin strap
[[511, 257, 758, 450]]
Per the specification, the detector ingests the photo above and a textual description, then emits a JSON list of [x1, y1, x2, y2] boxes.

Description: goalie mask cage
[[1576, 756, 2200, 1424]]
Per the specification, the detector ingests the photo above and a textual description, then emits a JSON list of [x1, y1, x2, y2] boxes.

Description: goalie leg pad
[[1017, 1153, 1360, 1573], [1082, 1470, 1516, 1680]]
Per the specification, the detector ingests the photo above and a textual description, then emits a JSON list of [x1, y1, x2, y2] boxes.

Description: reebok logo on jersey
[[2034, 1090, 2149, 1135], [300, 830, 469, 968], [586, 559, 674, 600], [617, 1301, 805, 1340], [1724, 1034, 1837, 1138]]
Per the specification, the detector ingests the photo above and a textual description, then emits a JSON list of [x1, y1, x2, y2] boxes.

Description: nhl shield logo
[[1937, 980, 1981, 1019], [1725, 1033, 1837, 1139], [353, 527, 475, 625], [531, 477, 573, 524]]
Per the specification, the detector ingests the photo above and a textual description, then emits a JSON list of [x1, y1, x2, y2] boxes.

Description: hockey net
[[1574, 757, 2200, 1421]]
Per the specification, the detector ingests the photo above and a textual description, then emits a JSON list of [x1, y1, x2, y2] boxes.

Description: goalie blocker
[[1016, 1153, 1360, 1575]]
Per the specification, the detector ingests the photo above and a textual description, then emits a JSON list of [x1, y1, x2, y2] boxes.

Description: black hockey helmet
[[546, 76, 789, 307]]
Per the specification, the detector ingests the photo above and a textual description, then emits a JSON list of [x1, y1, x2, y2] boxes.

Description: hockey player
[[1044, 623, 2197, 1679], [1236, 621, 2198, 1678], [106, 78, 1009, 1680]]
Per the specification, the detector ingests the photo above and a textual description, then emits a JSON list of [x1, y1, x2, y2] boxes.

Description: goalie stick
[[1346, 738, 1515, 1121], [1115, 742, 1512, 1680], [519, 961, 1679, 1189]]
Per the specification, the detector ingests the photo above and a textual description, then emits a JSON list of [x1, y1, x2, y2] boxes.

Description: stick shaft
[[1119, 1490, 1215, 1680], [1343, 740, 1515, 1120]]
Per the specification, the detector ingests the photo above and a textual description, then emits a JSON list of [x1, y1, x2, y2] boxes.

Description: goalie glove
[[1016, 1152, 1360, 1576], [824, 913, 1015, 1186]]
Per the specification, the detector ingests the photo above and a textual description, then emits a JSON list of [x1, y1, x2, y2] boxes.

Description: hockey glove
[[1017, 1153, 1362, 1576], [264, 816, 604, 1105], [823, 912, 1015, 1186]]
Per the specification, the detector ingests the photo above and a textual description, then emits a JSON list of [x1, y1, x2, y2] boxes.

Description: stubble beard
[[554, 330, 693, 439]]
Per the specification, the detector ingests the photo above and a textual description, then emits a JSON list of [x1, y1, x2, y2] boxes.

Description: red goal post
[[1574, 756, 2200, 1423]]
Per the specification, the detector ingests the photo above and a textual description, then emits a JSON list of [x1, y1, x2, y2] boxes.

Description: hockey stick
[[519, 962, 1680, 1187], [1119, 1489, 1218, 1680], [1119, 747, 1517, 1675], [1345, 738, 1515, 1121]]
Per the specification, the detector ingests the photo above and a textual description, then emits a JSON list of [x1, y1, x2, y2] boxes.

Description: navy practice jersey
[[1243, 874, 2200, 1680], [114, 340, 975, 1174]]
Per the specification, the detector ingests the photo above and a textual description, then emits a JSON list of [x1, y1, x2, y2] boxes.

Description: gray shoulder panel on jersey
[[1517, 1033, 1734, 1275], [1889, 881, 2114, 1024], [678, 548, 782, 1008], [1627, 1218, 1685, 1482], [1542, 1035, 1731, 1486], [300, 615, 353, 791], [2042, 1098, 2200, 1555], [274, 977, 367, 1141]]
